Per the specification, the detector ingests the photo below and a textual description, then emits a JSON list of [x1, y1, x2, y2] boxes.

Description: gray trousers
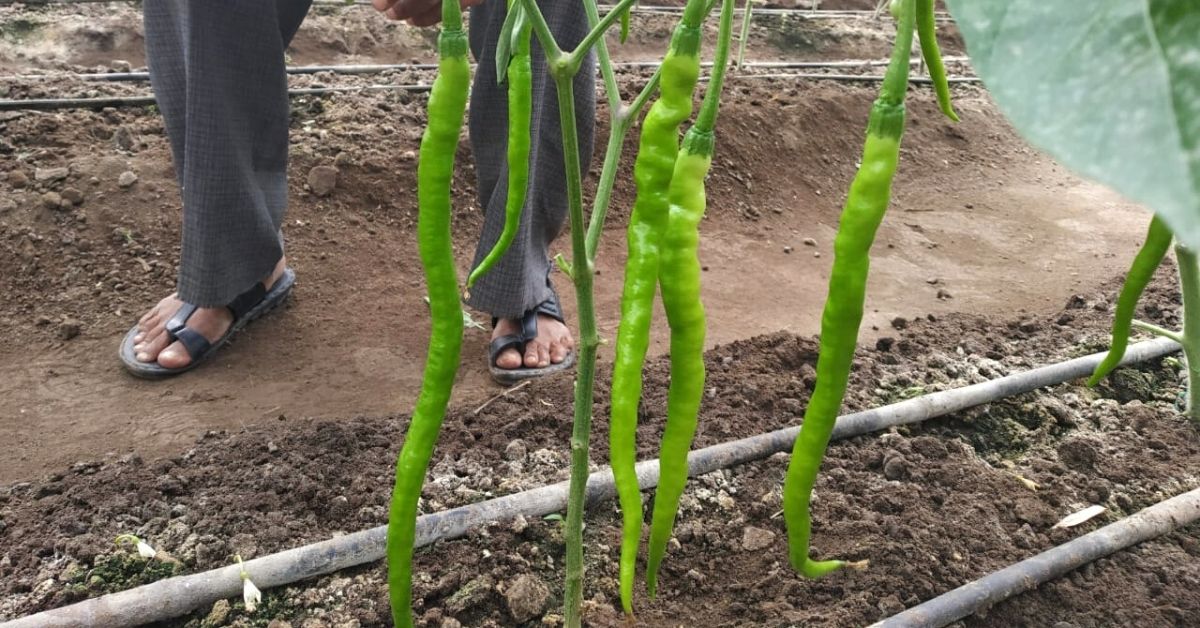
[[143, 0, 594, 317]]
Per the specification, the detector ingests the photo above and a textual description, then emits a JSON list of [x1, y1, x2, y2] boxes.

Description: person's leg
[[132, 0, 311, 369], [466, 0, 595, 370]]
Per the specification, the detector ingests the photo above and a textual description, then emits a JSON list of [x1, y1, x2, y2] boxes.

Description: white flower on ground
[[236, 554, 262, 613], [114, 534, 157, 559]]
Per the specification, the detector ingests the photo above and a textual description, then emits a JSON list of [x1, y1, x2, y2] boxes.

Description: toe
[[549, 341, 566, 364], [496, 347, 522, 370], [524, 343, 540, 368], [537, 343, 550, 368], [156, 341, 193, 369]]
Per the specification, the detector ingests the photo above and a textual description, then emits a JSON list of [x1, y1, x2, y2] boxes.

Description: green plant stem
[[696, 0, 736, 130], [568, 0, 641, 75], [585, 70, 663, 259], [1131, 319, 1185, 344], [1176, 244, 1200, 420], [736, 0, 753, 69], [552, 73, 599, 628]]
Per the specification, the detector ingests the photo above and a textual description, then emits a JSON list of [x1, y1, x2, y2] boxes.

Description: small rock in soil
[[936, 288, 953, 300], [110, 59, 133, 72], [504, 439, 527, 461], [783, 245, 793, 254], [445, 574, 495, 615], [877, 593, 905, 616], [440, 619, 463, 628], [114, 127, 135, 151], [61, 187, 85, 205], [7, 169, 29, 188], [510, 513, 528, 535], [883, 455, 909, 480], [504, 574, 550, 623], [741, 526, 776, 551], [267, 620, 293, 628], [42, 191, 62, 209], [203, 599, 230, 626], [803, 237, 817, 246], [58, 318, 82, 340], [308, 165, 339, 197], [891, 316, 908, 330], [118, 171, 138, 188], [35, 166, 69, 183]]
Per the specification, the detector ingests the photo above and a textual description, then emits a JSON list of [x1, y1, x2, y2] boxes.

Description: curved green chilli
[[466, 0, 532, 291], [645, 0, 737, 598], [1088, 215, 1173, 386], [609, 0, 708, 614], [782, 0, 915, 579], [386, 3, 469, 627], [916, 0, 958, 122]]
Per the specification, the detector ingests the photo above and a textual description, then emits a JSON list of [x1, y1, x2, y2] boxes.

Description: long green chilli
[[646, 0, 737, 598], [466, 0, 533, 291], [385, 2, 469, 626], [782, 0, 917, 578], [608, 0, 708, 614], [915, 0, 958, 122], [1088, 215, 1174, 386]]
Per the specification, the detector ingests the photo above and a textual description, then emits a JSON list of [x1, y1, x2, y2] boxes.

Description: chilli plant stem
[[518, 0, 640, 623], [1174, 244, 1200, 419]]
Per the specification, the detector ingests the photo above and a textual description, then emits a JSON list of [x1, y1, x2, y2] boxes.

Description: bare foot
[[131, 257, 287, 369], [492, 314, 575, 370]]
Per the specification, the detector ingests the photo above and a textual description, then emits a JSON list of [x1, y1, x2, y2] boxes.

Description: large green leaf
[[946, 0, 1200, 246]]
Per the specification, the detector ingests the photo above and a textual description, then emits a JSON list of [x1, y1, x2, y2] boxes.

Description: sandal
[[119, 268, 296, 378], [488, 282, 576, 385]]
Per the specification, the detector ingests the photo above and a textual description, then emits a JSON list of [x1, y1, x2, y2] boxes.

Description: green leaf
[[496, 3, 524, 83], [947, 0, 1200, 246]]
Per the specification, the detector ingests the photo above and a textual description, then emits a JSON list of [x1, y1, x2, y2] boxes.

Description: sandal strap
[[172, 326, 213, 360], [164, 302, 198, 342], [534, 283, 565, 324], [489, 334, 526, 366], [227, 281, 268, 321]]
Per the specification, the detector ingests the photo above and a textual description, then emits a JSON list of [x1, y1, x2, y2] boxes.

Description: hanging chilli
[[645, 0, 739, 598], [781, 0, 924, 578], [385, 1, 470, 626], [608, 0, 709, 614], [1088, 215, 1174, 385], [466, 0, 533, 292]]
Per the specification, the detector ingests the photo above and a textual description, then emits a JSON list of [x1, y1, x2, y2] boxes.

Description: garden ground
[[1, 2, 1195, 627]]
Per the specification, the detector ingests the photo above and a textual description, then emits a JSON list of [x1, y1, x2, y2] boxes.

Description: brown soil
[[2, 4, 1194, 628], [0, 6, 1145, 484], [2, 272, 1199, 627]]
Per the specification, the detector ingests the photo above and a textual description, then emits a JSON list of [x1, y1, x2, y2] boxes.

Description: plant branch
[[584, 67, 663, 260], [1175, 243, 1200, 420], [571, 0, 640, 80], [1132, 319, 1184, 344], [516, 0, 563, 65], [695, 0, 738, 131], [581, 0, 622, 113]]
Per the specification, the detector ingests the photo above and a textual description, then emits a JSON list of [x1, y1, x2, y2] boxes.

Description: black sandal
[[119, 268, 296, 378], [488, 282, 576, 385]]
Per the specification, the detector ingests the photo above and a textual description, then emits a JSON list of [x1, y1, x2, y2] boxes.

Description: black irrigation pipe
[[871, 486, 1200, 628], [2, 0, 953, 19], [0, 337, 1180, 628], [1, 56, 969, 83], [0, 71, 981, 111]]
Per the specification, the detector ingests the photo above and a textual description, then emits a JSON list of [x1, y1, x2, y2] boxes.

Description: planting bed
[[2, 2, 1198, 627], [3, 273, 1200, 627]]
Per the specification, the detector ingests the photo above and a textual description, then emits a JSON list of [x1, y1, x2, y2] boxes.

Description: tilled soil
[[2, 271, 1199, 627]]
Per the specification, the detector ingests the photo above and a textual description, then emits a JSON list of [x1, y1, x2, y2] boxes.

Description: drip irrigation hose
[[2, 0, 952, 19], [871, 485, 1200, 628], [1, 56, 968, 83], [0, 337, 1178, 628], [0, 70, 978, 112]]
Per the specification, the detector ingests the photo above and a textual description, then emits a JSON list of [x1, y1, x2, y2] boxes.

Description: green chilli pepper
[[386, 2, 469, 626], [1088, 215, 1173, 386], [466, 0, 532, 292], [608, 0, 708, 614], [916, 0, 958, 122], [782, 0, 916, 579], [645, 0, 737, 598]]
